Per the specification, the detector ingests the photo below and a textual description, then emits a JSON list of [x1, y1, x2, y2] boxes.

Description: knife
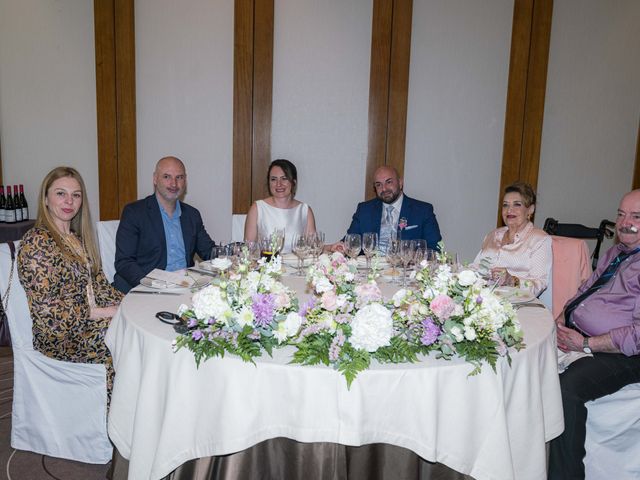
[[129, 290, 182, 296]]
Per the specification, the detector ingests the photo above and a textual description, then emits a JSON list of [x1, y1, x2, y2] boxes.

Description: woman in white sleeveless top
[[244, 159, 316, 253]]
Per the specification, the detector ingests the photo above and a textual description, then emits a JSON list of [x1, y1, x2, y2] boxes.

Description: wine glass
[[362, 232, 378, 272], [385, 239, 401, 284], [308, 231, 325, 262], [291, 233, 310, 276], [344, 234, 361, 260], [399, 239, 416, 287]]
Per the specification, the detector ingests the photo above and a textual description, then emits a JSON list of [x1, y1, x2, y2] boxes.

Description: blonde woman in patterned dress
[[17, 166, 123, 401], [473, 182, 552, 297]]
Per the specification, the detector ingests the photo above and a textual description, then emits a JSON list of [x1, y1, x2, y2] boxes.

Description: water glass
[[399, 239, 416, 287], [385, 239, 401, 284]]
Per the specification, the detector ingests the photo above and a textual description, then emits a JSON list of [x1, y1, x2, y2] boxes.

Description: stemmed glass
[[385, 239, 401, 284], [362, 232, 378, 273], [291, 234, 310, 276], [272, 228, 285, 256], [344, 234, 362, 260], [308, 231, 325, 262], [413, 239, 427, 273], [399, 239, 416, 287]]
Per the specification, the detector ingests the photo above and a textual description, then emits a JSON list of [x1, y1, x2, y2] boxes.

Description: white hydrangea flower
[[450, 326, 464, 342], [192, 285, 228, 320], [315, 276, 333, 294], [350, 303, 393, 352]]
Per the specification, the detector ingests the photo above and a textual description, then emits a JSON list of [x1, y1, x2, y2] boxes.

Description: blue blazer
[[346, 195, 442, 250], [114, 195, 215, 293]]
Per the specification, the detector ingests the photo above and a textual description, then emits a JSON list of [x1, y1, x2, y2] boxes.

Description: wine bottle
[[0, 186, 6, 223], [19, 184, 29, 221], [5, 185, 16, 223], [13, 186, 23, 222]]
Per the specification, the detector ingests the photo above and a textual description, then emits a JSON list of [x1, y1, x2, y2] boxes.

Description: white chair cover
[[232, 214, 246, 242], [96, 220, 119, 283], [585, 382, 640, 479], [0, 241, 112, 463]]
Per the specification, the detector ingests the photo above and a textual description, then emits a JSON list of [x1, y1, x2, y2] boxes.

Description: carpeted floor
[[0, 346, 111, 480]]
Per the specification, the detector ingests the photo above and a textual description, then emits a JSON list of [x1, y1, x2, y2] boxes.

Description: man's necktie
[[565, 247, 640, 328], [379, 204, 395, 253]]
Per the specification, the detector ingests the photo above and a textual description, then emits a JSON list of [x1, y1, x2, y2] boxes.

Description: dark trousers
[[548, 352, 640, 480]]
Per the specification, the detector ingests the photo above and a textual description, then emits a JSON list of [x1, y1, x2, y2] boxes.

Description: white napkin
[[146, 269, 193, 288], [557, 348, 592, 373]]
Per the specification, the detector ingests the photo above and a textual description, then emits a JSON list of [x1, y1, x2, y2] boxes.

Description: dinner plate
[[493, 287, 536, 304], [140, 275, 211, 291]]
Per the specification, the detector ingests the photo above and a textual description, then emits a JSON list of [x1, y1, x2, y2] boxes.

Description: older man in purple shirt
[[549, 189, 640, 479]]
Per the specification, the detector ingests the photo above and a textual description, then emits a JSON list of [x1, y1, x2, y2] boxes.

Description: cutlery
[[187, 267, 217, 277], [129, 290, 182, 296], [514, 302, 546, 309]]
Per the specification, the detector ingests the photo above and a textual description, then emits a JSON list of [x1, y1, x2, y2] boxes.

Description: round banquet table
[[105, 274, 563, 480]]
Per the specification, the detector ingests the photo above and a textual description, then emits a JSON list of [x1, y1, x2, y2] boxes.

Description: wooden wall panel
[[497, 0, 553, 225], [232, 0, 273, 214], [251, 0, 274, 203], [232, 0, 254, 214], [633, 118, 640, 190], [114, 0, 137, 212], [365, 0, 412, 200]]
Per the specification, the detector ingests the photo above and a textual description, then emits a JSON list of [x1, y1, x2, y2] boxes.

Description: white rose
[[282, 311, 303, 337], [464, 326, 477, 341], [177, 303, 190, 316], [450, 326, 464, 342], [350, 303, 393, 352], [457, 270, 477, 287], [210, 257, 232, 271], [392, 288, 408, 307], [315, 276, 333, 294]]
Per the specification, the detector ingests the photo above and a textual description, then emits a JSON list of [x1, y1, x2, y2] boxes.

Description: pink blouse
[[473, 222, 552, 296]]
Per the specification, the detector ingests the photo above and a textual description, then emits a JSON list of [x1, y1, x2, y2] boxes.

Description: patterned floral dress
[[17, 226, 123, 400]]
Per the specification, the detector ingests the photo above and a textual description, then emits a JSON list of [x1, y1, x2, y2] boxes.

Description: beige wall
[[0, 0, 99, 221]]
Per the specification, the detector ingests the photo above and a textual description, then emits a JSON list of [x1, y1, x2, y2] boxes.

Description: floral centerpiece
[[402, 251, 525, 374], [173, 254, 301, 365], [291, 252, 428, 386]]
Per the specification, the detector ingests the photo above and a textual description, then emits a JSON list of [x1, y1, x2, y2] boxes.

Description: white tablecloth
[[105, 276, 563, 480]]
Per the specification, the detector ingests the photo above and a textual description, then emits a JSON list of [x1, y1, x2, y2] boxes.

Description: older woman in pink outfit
[[473, 182, 552, 296]]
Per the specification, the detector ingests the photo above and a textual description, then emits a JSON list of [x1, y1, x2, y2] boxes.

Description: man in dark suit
[[344, 166, 442, 252], [114, 156, 215, 293]]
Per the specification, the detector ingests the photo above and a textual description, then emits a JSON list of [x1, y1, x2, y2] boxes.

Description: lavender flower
[[188, 318, 199, 328], [299, 297, 317, 318], [192, 330, 204, 341], [252, 293, 276, 328], [329, 329, 347, 361], [420, 317, 440, 346], [476, 296, 483, 305]]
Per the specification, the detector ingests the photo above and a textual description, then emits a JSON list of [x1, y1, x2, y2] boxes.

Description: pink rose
[[355, 282, 382, 307], [321, 291, 339, 312], [430, 294, 456, 320]]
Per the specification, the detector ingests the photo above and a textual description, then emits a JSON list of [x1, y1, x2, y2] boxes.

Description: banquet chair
[[231, 214, 246, 242], [543, 217, 615, 270], [0, 241, 112, 464], [96, 220, 119, 283], [585, 383, 640, 479]]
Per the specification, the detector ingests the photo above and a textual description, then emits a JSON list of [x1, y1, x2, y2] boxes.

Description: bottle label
[[22, 207, 28, 220], [15, 207, 23, 222], [0, 208, 5, 223], [6, 210, 16, 223]]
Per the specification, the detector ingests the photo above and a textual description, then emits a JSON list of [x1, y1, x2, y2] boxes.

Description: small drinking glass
[[308, 231, 325, 262], [362, 232, 378, 272]]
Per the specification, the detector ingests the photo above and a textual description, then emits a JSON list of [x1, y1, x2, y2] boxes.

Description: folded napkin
[[557, 348, 592, 373], [146, 269, 194, 288]]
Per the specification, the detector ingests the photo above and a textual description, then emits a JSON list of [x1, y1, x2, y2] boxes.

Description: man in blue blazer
[[346, 166, 442, 251], [114, 156, 216, 293]]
